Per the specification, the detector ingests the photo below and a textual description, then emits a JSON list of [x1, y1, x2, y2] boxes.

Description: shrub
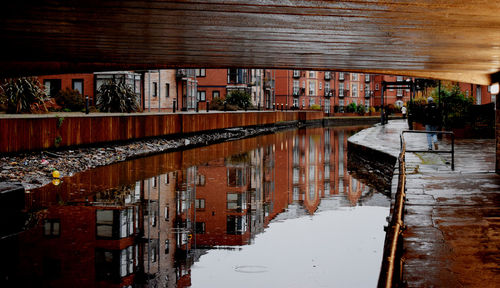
[[346, 102, 357, 112], [96, 79, 139, 113], [225, 90, 252, 109], [209, 98, 238, 111], [356, 104, 366, 114], [0, 77, 47, 113], [56, 88, 85, 111], [310, 104, 321, 110]]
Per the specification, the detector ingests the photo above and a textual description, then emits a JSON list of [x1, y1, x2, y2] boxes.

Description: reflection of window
[[227, 168, 246, 187], [293, 168, 300, 184], [227, 215, 247, 235], [196, 174, 206, 186], [96, 208, 135, 239], [43, 219, 60, 237], [95, 245, 137, 281], [196, 222, 206, 234], [227, 193, 246, 211], [195, 199, 205, 209], [293, 186, 300, 201]]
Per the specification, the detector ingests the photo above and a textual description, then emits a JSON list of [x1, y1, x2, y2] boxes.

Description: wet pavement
[[349, 119, 500, 287]]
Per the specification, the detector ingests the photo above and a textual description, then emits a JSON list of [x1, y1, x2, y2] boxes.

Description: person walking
[[424, 97, 440, 150], [401, 105, 407, 119]]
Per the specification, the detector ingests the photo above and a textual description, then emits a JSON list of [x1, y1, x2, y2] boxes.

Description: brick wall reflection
[[11, 126, 372, 287]]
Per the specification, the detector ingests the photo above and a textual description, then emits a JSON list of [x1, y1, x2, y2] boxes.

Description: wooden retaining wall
[[0, 111, 323, 153]]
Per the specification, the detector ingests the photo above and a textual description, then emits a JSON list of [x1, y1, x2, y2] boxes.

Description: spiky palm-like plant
[[0, 77, 47, 113], [96, 79, 139, 113]]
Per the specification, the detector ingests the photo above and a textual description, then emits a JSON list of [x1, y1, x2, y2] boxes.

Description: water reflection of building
[[8, 126, 376, 287]]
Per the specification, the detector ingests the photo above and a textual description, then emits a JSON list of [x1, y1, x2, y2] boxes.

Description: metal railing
[[400, 130, 455, 170], [379, 129, 455, 287], [378, 143, 406, 288]]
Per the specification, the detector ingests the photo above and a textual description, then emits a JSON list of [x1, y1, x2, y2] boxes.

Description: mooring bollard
[[85, 95, 89, 114], [206, 101, 210, 112], [173, 100, 176, 113]]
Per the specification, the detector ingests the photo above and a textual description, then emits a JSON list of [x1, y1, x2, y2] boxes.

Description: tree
[[225, 90, 252, 109], [96, 79, 139, 113]]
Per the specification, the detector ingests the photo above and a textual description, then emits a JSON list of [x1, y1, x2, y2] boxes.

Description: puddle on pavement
[[1, 126, 390, 287]]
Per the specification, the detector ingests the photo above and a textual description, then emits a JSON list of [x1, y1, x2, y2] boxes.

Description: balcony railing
[[365, 74, 370, 82], [396, 90, 403, 97], [176, 69, 187, 79], [364, 90, 373, 98], [324, 89, 334, 97], [339, 73, 345, 81], [293, 70, 301, 78], [324, 72, 331, 80], [338, 89, 349, 98]]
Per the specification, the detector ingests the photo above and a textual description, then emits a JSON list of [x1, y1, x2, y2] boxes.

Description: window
[[309, 81, 315, 96], [293, 98, 298, 107], [197, 91, 206, 101], [352, 83, 358, 97], [310, 97, 315, 105], [43, 219, 60, 237], [319, 82, 322, 90], [351, 73, 358, 81], [309, 71, 315, 78], [339, 72, 345, 80], [152, 82, 158, 97], [43, 79, 61, 97], [213, 91, 220, 99], [72, 79, 83, 95], [325, 82, 330, 92], [375, 83, 379, 90], [293, 80, 299, 94], [397, 76, 403, 82], [195, 199, 205, 209], [151, 177, 156, 188], [339, 82, 344, 96], [293, 70, 300, 77], [165, 83, 170, 98], [302, 81, 306, 88], [196, 69, 206, 77]]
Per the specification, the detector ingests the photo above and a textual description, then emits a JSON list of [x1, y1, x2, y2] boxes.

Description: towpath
[[349, 119, 500, 287]]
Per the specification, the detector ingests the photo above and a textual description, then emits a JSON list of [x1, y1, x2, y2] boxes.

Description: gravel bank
[[1, 124, 299, 190]]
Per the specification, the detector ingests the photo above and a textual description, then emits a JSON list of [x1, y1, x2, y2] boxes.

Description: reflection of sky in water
[[191, 206, 388, 288]]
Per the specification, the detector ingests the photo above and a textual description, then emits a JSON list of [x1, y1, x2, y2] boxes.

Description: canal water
[[1, 126, 391, 288]]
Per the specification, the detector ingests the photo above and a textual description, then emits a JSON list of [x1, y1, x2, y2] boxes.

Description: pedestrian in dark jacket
[[424, 97, 440, 150]]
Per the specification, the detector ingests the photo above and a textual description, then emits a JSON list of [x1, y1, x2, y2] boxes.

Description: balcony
[[293, 70, 301, 78], [324, 72, 331, 80], [293, 87, 305, 97], [324, 89, 334, 97], [396, 90, 404, 97], [338, 89, 349, 98], [364, 90, 373, 98], [176, 69, 187, 79], [365, 74, 370, 82]]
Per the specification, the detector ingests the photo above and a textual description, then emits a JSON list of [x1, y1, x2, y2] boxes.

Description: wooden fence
[[0, 111, 324, 153]]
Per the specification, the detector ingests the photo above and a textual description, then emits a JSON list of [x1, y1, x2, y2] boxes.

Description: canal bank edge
[[347, 129, 401, 287]]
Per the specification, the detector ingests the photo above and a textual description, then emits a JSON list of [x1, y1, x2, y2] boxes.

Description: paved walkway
[[349, 119, 500, 287]]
